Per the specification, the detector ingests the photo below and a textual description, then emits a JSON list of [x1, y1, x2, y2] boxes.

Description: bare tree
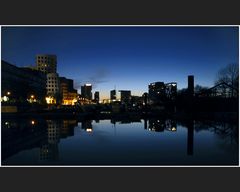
[[215, 63, 239, 97]]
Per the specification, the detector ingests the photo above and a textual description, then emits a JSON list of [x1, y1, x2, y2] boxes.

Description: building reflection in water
[[81, 120, 93, 132], [187, 120, 194, 156], [39, 120, 60, 162], [39, 119, 77, 162], [1, 119, 48, 162], [147, 119, 177, 132], [166, 119, 177, 132]]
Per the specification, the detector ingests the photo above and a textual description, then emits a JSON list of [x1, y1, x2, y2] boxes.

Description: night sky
[[1, 26, 239, 99]]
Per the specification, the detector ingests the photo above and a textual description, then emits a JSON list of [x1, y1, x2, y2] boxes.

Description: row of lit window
[[48, 77, 58, 80], [47, 84, 58, 87], [47, 88, 58, 92], [47, 81, 58, 84]]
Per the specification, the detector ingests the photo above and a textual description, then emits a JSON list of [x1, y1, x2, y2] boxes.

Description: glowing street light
[[7, 92, 11, 95]]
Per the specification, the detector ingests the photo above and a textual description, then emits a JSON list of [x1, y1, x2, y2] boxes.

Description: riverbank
[[1, 110, 238, 123]]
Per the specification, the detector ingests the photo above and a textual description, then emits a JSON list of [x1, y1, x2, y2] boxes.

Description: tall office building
[[110, 90, 117, 100], [165, 82, 177, 100], [36, 54, 57, 74], [119, 90, 131, 104], [46, 73, 60, 96], [148, 82, 166, 104], [94, 91, 100, 103], [35, 54, 60, 104], [81, 84, 92, 100]]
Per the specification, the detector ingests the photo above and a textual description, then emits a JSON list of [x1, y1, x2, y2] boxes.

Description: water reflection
[[82, 120, 93, 132], [1, 117, 238, 165]]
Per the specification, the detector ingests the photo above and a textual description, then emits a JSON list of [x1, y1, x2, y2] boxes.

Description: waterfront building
[[148, 82, 166, 104], [36, 54, 57, 74], [81, 84, 92, 101], [119, 90, 131, 104], [165, 82, 177, 100], [59, 77, 78, 105], [46, 73, 61, 104], [1, 60, 47, 105]]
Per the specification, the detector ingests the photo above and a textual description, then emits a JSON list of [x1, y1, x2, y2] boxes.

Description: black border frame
[[1, 0, 239, 191]]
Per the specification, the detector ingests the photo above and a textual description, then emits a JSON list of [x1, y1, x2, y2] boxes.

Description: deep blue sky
[[1, 26, 239, 99]]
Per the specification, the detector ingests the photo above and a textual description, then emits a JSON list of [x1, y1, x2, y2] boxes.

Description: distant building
[[148, 82, 166, 104], [142, 92, 149, 105], [81, 84, 92, 101], [131, 96, 142, 107], [59, 77, 78, 105], [94, 91, 100, 103], [36, 54, 57, 74], [165, 82, 177, 100], [119, 90, 131, 104], [1, 60, 46, 105], [188, 75, 194, 97], [110, 90, 117, 100]]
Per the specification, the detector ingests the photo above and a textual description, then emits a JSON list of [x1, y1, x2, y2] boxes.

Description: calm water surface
[[1, 117, 238, 165]]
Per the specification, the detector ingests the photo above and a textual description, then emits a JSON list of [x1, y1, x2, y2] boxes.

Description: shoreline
[[1, 110, 238, 123]]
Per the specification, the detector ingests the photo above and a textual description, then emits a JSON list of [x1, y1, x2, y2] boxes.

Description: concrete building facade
[[36, 54, 57, 74]]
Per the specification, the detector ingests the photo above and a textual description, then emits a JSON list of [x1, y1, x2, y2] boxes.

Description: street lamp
[[7, 92, 11, 95]]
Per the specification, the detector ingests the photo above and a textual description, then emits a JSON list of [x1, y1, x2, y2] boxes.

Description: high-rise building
[[36, 54, 57, 74], [94, 91, 100, 103], [46, 73, 60, 104], [165, 82, 177, 100], [188, 75, 194, 97], [110, 90, 117, 100], [142, 92, 149, 105], [148, 82, 166, 104], [119, 90, 131, 104], [81, 84, 92, 100], [35, 54, 60, 104]]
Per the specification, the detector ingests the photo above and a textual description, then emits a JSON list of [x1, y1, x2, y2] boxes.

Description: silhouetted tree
[[215, 63, 239, 97], [194, 85, 209, 94]]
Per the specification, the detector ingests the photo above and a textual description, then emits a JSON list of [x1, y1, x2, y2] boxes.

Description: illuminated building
[[148, 82, 166, 104], [36, 54, 57, 74], [165, 82, 177, 100], [119, 90, 131, 104], [110, 90, 117, 100], [81, 84, 92, 100], [46, 73, 60, 104], [59, 77, 78, 105]]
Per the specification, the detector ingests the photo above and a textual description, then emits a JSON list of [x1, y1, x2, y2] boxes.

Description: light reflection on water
[[1, 118, 238, 166]]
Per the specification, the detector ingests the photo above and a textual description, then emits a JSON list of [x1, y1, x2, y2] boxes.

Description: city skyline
[[1, 26, 239, 99]]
